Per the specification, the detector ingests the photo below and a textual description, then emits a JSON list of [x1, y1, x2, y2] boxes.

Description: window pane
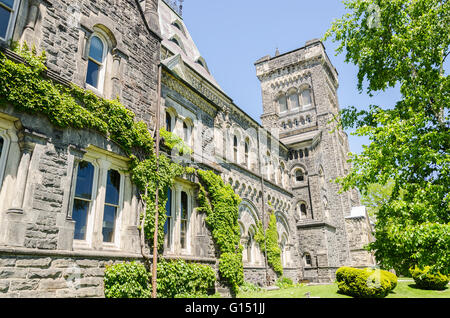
[[0, 6, 11, 39], [105, 169, 120, 205], [73, 199, 90, 240], [102, 205, 117, 243], [165, 189, 172, 234], [165, 112, 172, 132], [180, 191, 187, 219], [180, 220, 186, 248], [0, 0, 15, 8], [279, 96, 287, 112], [302, 90, 312, 106], [86, 60, 100, 88], [0, 136, 4, 158], [74, 161, 94, 200], [289, 94, 299, 109], [89, 36, 104, 63]]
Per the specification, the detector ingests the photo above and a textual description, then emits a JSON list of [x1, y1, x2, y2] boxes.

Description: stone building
[[0, 0, 374, 297]]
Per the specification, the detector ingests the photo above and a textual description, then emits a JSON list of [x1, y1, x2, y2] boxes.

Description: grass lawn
[[237, 280, 450, 298]]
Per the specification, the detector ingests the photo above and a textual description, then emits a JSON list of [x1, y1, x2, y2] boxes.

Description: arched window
[[300, 116, 305, 125], [299, 150, 304, 158], [300, 202, 307, 218], [288, 92, 299, 110], [282, 122, 286, 130], [170, 37, 180, 46], [294, 119, 298, 126], [244, 138, 249, 167], [233, 135, 238, 163], [183, 121, 192, 146], [306, 115, 312, 123], [295, 169, 304, 182], [294, 151, 298, 160], [86, 35, 107, 91], [305, 148, 309, 157], [165, 111, 172, 132], [278, 95, 287, 113], [301, 89, 312, 108]]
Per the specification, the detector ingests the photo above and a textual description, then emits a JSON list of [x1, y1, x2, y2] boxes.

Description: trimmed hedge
[[104, 260, 216, 298], [409, 266, 449, 290], [336, 266, 398, 298]]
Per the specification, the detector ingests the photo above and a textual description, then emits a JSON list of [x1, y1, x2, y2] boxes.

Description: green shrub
[[155, 259, 216, 298], [239, 281, 262, 293], [381, 270, 398, 291], [276, 277, 294, 289], [104, 259, 216, 298], [335, 266, 396, 298], [409, 266, 449, 290], [104, 262, 151, 298]]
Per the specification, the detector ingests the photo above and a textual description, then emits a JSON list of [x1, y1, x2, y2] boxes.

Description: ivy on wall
[[195, 169, 244, 294], [0, 45, 244, 296], [255, 213, 283, 277]]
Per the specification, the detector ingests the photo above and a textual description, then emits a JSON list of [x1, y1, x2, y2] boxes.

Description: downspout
[[257, 128, 270, 286]]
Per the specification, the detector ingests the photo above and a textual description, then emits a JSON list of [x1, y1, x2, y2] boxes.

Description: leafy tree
[[360, 180, 399, 222], [324, 0, 449, 275]]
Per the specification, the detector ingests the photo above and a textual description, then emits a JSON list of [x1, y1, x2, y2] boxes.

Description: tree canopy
[[324, 0, 449, 275]]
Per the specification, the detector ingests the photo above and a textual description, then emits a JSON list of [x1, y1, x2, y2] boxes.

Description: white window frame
[[0, 129, 11, 191], [0, 0, 20, 42], [70, 146, 127, 251], [85, 32, 108, 94]]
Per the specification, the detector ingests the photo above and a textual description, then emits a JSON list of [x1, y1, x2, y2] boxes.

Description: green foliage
[[409, 265, 449, 290], [195, 169, 244, 294], [154, 259, 216, 298], [276, 277, 294, 289], [324, 0, 450, 275], [335, 266, 397, 298], [255, 213, 283, 276], [104, 262, 151, 298], [104, 260, 216, 298], [239, 281, 262, 293]]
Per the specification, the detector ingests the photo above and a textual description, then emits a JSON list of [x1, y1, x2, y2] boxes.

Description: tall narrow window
[[180, 191, 188, 249], [244, 139, 249, 167], [183, 121, 192, 146], [295, 169, 304, 182], [304, 253, 312, 266], [102, 169, 121, 243], [72, 161, 95, 240], [0, 136, 3, 161], [288, 93, 299, 110], [300, 203, 307, 217], [166, 112, 172, 132], [278, 95, 287, 112], [0, 0, 17, 41], [301, 89, 312, 108], [233, 136, 238, 163], [165, 188, 172, 247], [86, 35, 106, 90], [0, 136, 4, 189]]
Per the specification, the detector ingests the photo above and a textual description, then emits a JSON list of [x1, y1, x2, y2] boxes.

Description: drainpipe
[[151, 63, 162, 298], [257, 128, 270, 286]]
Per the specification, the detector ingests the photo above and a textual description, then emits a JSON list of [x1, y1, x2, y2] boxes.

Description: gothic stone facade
[[0, 0, 374, 297]]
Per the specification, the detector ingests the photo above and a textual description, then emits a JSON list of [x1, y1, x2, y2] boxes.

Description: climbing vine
[[1, 45, 244, 296], [255, 213, 283, 276]]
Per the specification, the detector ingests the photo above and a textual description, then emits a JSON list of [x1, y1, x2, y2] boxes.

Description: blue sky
[[182, 0, 403, 154]]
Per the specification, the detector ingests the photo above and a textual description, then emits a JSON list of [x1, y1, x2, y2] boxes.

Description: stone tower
[[255, 39, 364, 281]]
